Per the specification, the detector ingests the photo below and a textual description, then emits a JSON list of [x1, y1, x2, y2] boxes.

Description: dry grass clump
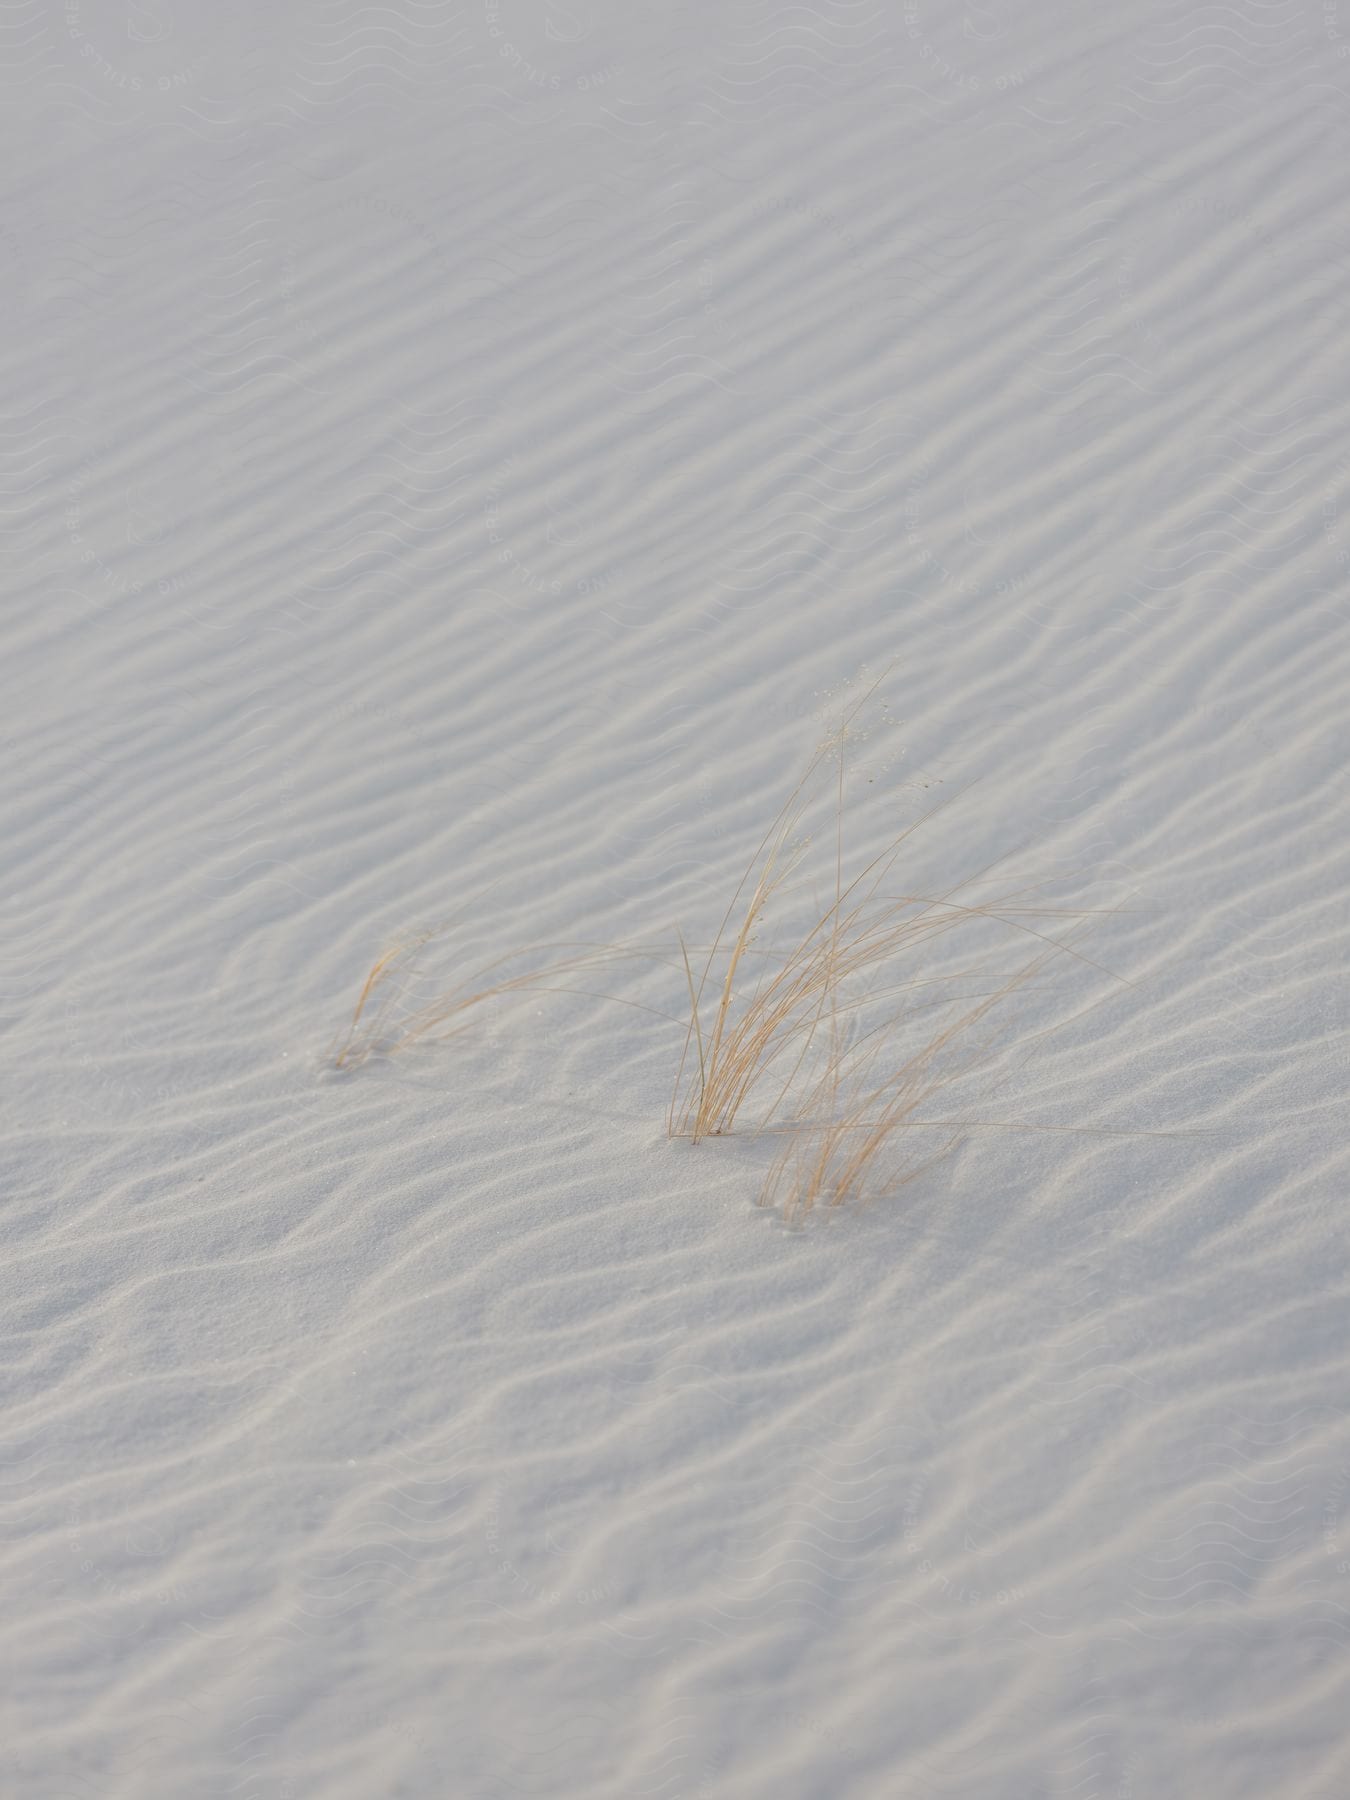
[[758, 945, 1062, 1222], [330, 928, 656, 1071], [670, 692, 1126, 1218]]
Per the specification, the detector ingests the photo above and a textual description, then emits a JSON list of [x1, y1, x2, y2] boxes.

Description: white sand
[[4, 3, 1349, 1795]]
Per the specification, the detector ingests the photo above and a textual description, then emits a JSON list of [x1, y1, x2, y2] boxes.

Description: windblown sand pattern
[[2, 2, 1349, 1795]]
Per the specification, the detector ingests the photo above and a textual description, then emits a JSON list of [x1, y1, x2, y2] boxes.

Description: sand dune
[[3, 2, 1349, 1794]]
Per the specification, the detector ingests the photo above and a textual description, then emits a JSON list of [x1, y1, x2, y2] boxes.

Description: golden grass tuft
[[669, 685, 1132, 1216], [330, 931, 665, 1071], [758, 944, 1060, 1222]]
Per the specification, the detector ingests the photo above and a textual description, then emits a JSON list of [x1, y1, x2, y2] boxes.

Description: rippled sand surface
[[3, 4, 1349, 1794]]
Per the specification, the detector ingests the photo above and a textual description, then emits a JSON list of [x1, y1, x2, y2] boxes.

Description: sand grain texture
[[3, 2, 1350, 1795]]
